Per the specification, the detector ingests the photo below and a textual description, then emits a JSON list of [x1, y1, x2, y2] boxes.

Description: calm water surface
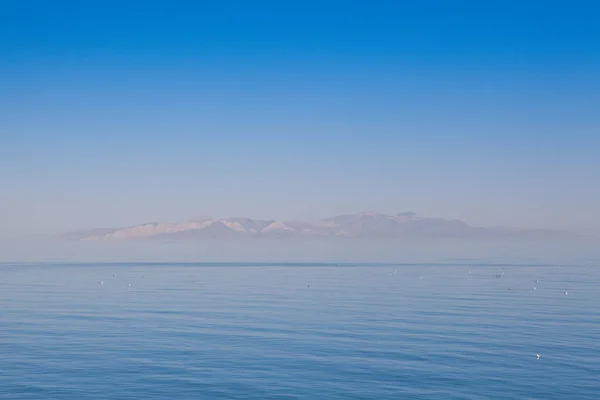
[[1, 263, 599, 399]]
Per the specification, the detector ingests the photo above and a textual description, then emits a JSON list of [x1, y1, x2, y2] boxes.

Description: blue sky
[[1, 0, 599, 235]]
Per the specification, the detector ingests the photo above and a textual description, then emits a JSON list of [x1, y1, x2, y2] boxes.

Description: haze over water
[[1, 262, 599, 399]]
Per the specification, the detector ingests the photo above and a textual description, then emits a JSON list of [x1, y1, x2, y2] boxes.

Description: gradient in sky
[[1, 0, 599, 236]]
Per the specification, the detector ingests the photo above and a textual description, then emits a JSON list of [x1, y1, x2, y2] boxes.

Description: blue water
[[1, 262, 599, 399]]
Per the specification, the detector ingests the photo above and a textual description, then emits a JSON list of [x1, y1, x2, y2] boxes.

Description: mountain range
[[61, 212, 577, 241]]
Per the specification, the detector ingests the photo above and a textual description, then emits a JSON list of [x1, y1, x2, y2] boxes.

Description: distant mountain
[[61, 212, 579, 242]]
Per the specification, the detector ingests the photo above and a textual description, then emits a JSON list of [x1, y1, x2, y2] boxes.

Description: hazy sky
[[2, 1, 599, 236]]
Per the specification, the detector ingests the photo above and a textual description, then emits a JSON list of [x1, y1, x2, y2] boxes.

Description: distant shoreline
[[0, 261, 580, 268]]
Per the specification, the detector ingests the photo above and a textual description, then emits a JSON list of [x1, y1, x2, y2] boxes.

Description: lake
[[1, 262, 599, 399]]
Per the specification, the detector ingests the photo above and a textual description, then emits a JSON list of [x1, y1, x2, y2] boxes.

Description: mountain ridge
[[61, 212, 579, 242]]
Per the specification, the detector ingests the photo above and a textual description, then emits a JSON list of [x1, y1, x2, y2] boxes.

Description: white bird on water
[[128, 283, 132, 287], [564, 291, 568, 295], [100, 281, 104, 285], [537, 353, 541, 360]]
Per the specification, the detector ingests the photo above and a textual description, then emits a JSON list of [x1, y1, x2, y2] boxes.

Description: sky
[[1, 0, 600, 237]]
